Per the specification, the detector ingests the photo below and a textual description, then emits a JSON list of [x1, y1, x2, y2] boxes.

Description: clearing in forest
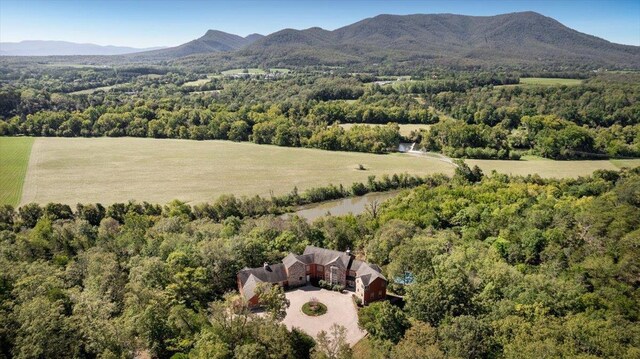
[[339, 123, 431, 136], [497, 77, 584, 87], [16, 137, 637, 206]]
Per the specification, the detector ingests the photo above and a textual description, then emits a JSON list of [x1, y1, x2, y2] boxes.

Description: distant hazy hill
[[231, 12, 639, 68], [0, 40, 164, 56], [132, 30, 263, 59]]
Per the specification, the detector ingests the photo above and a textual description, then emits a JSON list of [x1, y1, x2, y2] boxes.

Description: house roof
[[282, 253, 314, 268], [303, 245, 351, 267], [352, 259, 386, 285], [237, 246, 387, 300], [237, 263, 288, 300], [242, 274, 261, 301]]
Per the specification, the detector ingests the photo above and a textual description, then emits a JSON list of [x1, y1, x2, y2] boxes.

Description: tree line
[[1, 67, 638, 159]]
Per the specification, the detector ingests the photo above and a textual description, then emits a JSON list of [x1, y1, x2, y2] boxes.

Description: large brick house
[[237, 245, 387, 306]]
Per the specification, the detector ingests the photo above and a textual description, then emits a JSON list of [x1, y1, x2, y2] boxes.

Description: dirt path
[[405, 148, 458, 166]]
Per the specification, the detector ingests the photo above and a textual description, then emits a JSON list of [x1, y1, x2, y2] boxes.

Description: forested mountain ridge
[[129, 30, 263, 60], [233, 11, 639, 68], [6, 12, 638, 69]]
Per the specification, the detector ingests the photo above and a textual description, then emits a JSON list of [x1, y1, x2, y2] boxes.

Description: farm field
[[68, 84, 120, 95], [339, 123, 431, 136], [0, 137, 34, 206], [466, 157, 636, 178], [520, 77, 583, 85], [18, 137, 458, 205], [8, 137, 637, 206], [497, 77, 584, 87], [182, 75, 215, 87], [221, 68, 290, 75]]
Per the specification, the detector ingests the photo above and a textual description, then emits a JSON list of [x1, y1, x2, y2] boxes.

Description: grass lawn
[[339, 123, 431, 136], [353, 337, 377, 358], [221, 68, 266, 75], [610, 159, 640, 169], [19, 137, 459, 205], [181, 76, 214, 87], [520, 77, 584, 86], [466, 157, 623, 178], [221, 68, 289, 75], [68, 84, 120, 95], [498, 77, 583, 87], [16, 137, 634, 206], [0, 137, 34, 206]]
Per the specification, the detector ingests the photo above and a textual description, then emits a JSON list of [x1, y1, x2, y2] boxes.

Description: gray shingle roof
[[303, 245, 351, 267], [282, 253, 314, 268], [352, 259, 386, 285], [238, 263, 288, 300], [242, 274, 261, 301]]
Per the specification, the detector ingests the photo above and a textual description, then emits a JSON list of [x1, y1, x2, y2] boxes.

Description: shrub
[[302, 300, 327, 316]]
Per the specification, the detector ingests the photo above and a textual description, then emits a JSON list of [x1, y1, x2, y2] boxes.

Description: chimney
[[263, 262, 269, 270], [346, 249, 351, 257]]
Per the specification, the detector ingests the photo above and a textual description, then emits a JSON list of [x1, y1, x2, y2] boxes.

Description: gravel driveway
[[281, 285, 366, 345]]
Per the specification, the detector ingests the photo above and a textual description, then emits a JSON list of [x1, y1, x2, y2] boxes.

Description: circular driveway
[[282, 285, 366, 345]]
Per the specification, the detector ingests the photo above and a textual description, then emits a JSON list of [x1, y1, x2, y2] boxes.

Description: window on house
[[330, 266, 338, 285], [306, 265, 311, 271], [378, 290, 382, 296], [299, 277, 302, 281]]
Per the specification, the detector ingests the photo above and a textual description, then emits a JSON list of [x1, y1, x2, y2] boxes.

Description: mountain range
[[0, 40, 165, 56], [4, 12, 640, 68], [136, 30, 263, 59]]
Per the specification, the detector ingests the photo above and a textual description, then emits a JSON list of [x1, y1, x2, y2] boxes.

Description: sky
[[1, 0, 639, 48]]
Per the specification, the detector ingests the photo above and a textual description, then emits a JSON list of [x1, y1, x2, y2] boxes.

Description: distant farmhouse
[[237, 246, 387, 306]]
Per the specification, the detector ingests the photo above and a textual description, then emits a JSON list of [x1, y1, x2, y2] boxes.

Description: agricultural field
[[465, 157, 634, 178], [181, 75, 216, 87], [9, 137, 635, 206], [68, 84, 120, 95], [0, 137, 34, 206], [339, 123, 431, 136], [497, 77, 584, 87], [220, 68, 289, 75], [18, 137, 458, 205], [520, 77, 584, 85]]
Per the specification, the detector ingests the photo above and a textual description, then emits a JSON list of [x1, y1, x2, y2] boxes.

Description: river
[[284, 190, 402, 222]]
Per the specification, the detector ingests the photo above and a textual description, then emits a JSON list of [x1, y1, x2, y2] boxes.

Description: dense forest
[[0, 62, 638, 158], [1, 164, 638, 358]]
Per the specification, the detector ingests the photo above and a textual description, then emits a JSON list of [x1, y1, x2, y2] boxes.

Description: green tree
[[358, 301, 409, 343], [312, 324, 352, 359], [255, 282, 290, 321]]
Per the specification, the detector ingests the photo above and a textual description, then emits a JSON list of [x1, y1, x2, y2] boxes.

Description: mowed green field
[[520, 77, 583, 86], [69, 84, 119, 95], [497, 77, 584, 87], [9, 137, 638, 206], [0, 137, 34, 206], [19, 137, 458, 205], [339, 123, 431, 136], [221, 68, 290, 75]]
